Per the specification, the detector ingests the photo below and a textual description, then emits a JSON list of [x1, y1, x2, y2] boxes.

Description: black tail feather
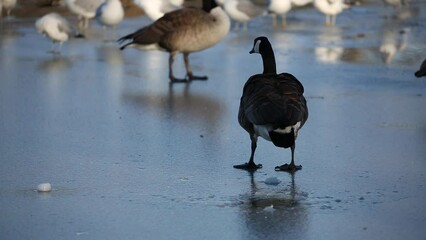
[[117, 34, 133, 44], [269, 130, 295, 148], [119, 42, 133, 50]]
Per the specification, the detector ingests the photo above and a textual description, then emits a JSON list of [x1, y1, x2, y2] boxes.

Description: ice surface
[[1, 2, 426, 240]]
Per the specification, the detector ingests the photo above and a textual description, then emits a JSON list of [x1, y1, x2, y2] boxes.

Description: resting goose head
[[249, 36, 277, 75]]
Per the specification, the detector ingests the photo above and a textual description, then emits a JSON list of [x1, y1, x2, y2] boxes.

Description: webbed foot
[[187, 74, 208, 81], [275, 163, 302, 172], [234, 162, 262, 172]]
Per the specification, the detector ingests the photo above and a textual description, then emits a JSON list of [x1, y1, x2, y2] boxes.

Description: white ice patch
[[273, 121, 301, 135], [264, 177, 281, 186]]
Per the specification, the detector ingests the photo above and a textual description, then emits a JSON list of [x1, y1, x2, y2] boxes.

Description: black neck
[[202, 0, 218, 12], [261, 43, 277, 74]]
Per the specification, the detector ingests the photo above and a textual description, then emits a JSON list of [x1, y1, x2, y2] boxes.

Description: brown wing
[[240, 73, 308, 130], [118, 8, 214, 51]]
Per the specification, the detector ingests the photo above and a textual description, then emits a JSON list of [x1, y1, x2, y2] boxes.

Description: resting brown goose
[[234, 36, 308, 172], [415, 59, 426, 78], [117, 0, 230, 83]]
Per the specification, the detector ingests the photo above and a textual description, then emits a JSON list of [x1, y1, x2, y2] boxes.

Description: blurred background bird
[[268, 0, 292, 29], [65, 0, 104, 29], [0, 0, 17, 18], [35, 12, 83, 54], [133, 0, 184, 21], [314, 0, 350, 26], [218, 0, 269, 31], [96, 0, 124, 39]]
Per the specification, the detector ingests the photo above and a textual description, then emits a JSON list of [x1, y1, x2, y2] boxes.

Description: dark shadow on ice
[[122, 84, 224, 133], [96, 45, 124, 65], [238, 172, 308, 239], [38, 56, 73, 74]]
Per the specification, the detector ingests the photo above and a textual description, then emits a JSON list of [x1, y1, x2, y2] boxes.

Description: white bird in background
[[291, 0, 313, 7], [0, 0, 17, 18], [314, 0, 350, 26], [219, 0, 268, 31], [268, 0, 292, 29], [133, 0, 184, 21], [143, 0, 184, 21], [65, 0, 104, 28], [35, 12, 83, 54], [96, 0, 124, 32]]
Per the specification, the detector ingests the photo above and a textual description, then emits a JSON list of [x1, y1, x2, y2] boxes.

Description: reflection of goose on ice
[[122, 85, 224, 132], [237, 172, 308, 239]]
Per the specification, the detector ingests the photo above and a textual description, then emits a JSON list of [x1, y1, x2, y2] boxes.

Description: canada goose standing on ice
[[415, 59, 426, 78], [35, 12, 83, 54], [234, 36, 308, 172], [118, 0, 231, 83], [133, 0, 184, 21]]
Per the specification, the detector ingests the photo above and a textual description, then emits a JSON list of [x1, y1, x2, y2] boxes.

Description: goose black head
[[249, 36, 277, 74], [249, 36, 271, 55], [202, 0, 219, 12]]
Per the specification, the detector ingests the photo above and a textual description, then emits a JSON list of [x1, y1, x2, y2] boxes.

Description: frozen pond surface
[[1, 2, 426, 239]]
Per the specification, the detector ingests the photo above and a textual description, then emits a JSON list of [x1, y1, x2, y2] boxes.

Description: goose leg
[[183, 53, 208, 81], [275, 143, 302, 172], [234, 135, 263, 171], [168, 52, 187, 83]]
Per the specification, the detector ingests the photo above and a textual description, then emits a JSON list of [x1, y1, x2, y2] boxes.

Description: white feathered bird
[[133, 0, 184, 21], [35, 13, 83, 53], [96, 0, 124, 28], [65, 0, 104, 28], [314, 0, 350, 26]]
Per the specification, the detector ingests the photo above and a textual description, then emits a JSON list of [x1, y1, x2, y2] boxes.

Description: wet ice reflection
[[238, 173, 308, 239]]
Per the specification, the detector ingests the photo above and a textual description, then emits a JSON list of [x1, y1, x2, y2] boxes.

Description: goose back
[[120, 7, 230, 53], [239, 72, 308, 147]]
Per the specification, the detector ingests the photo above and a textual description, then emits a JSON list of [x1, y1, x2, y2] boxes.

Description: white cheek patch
[[253, 39, 261, 53]]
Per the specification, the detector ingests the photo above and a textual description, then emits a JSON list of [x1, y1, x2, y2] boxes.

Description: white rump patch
[[273, 121, 301, 135]]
